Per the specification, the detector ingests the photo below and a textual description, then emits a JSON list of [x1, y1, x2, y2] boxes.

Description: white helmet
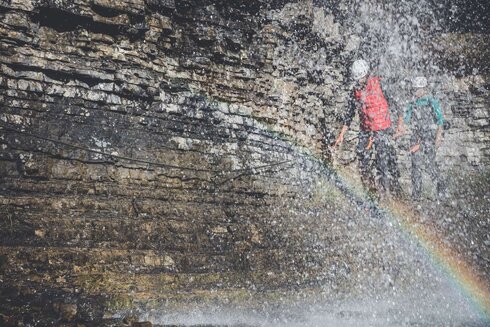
[[412, 76, 428, 88], [351, 59, 369, 80]]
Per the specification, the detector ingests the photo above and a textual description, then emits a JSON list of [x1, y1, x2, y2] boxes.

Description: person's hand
[[410, 144, 420, 153], [366, 136, 374, 150], [333, 125, 348, 150], [334, 133, 344, 148]]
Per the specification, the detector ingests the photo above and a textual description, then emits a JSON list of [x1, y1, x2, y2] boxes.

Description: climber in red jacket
[[334, 59, 402, 198]]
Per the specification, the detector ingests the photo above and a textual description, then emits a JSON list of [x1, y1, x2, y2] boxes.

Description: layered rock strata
[[0, 0, 488, 325]]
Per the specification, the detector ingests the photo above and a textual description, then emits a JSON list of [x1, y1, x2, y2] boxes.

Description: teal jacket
[[404, 95, 444, 126], [404, 95, 444, 146]]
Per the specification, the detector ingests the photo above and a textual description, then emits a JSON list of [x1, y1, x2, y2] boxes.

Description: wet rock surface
[[0, 0, 488, 326]]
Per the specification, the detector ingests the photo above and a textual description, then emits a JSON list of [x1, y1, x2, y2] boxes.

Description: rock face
[[0, 0, 488, 325]]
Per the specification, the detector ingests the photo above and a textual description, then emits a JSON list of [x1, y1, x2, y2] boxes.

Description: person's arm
[[334, 95, 356, 147], [394, 103, 412, 138], [430, 97, 444, 148], [394, 116, 406, 139], [435, 125, 443, 148]]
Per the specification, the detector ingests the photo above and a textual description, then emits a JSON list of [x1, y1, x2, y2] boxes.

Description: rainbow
[[247, 123, 490, 323], [303, 147, 490, 323], [386, 198, 490, 321]]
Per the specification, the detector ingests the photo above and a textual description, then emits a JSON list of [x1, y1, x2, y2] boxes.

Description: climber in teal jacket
[[396, 76, 445, 200]]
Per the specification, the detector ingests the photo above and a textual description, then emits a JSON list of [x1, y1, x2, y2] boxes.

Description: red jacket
[[354, 77, 391, 131]]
